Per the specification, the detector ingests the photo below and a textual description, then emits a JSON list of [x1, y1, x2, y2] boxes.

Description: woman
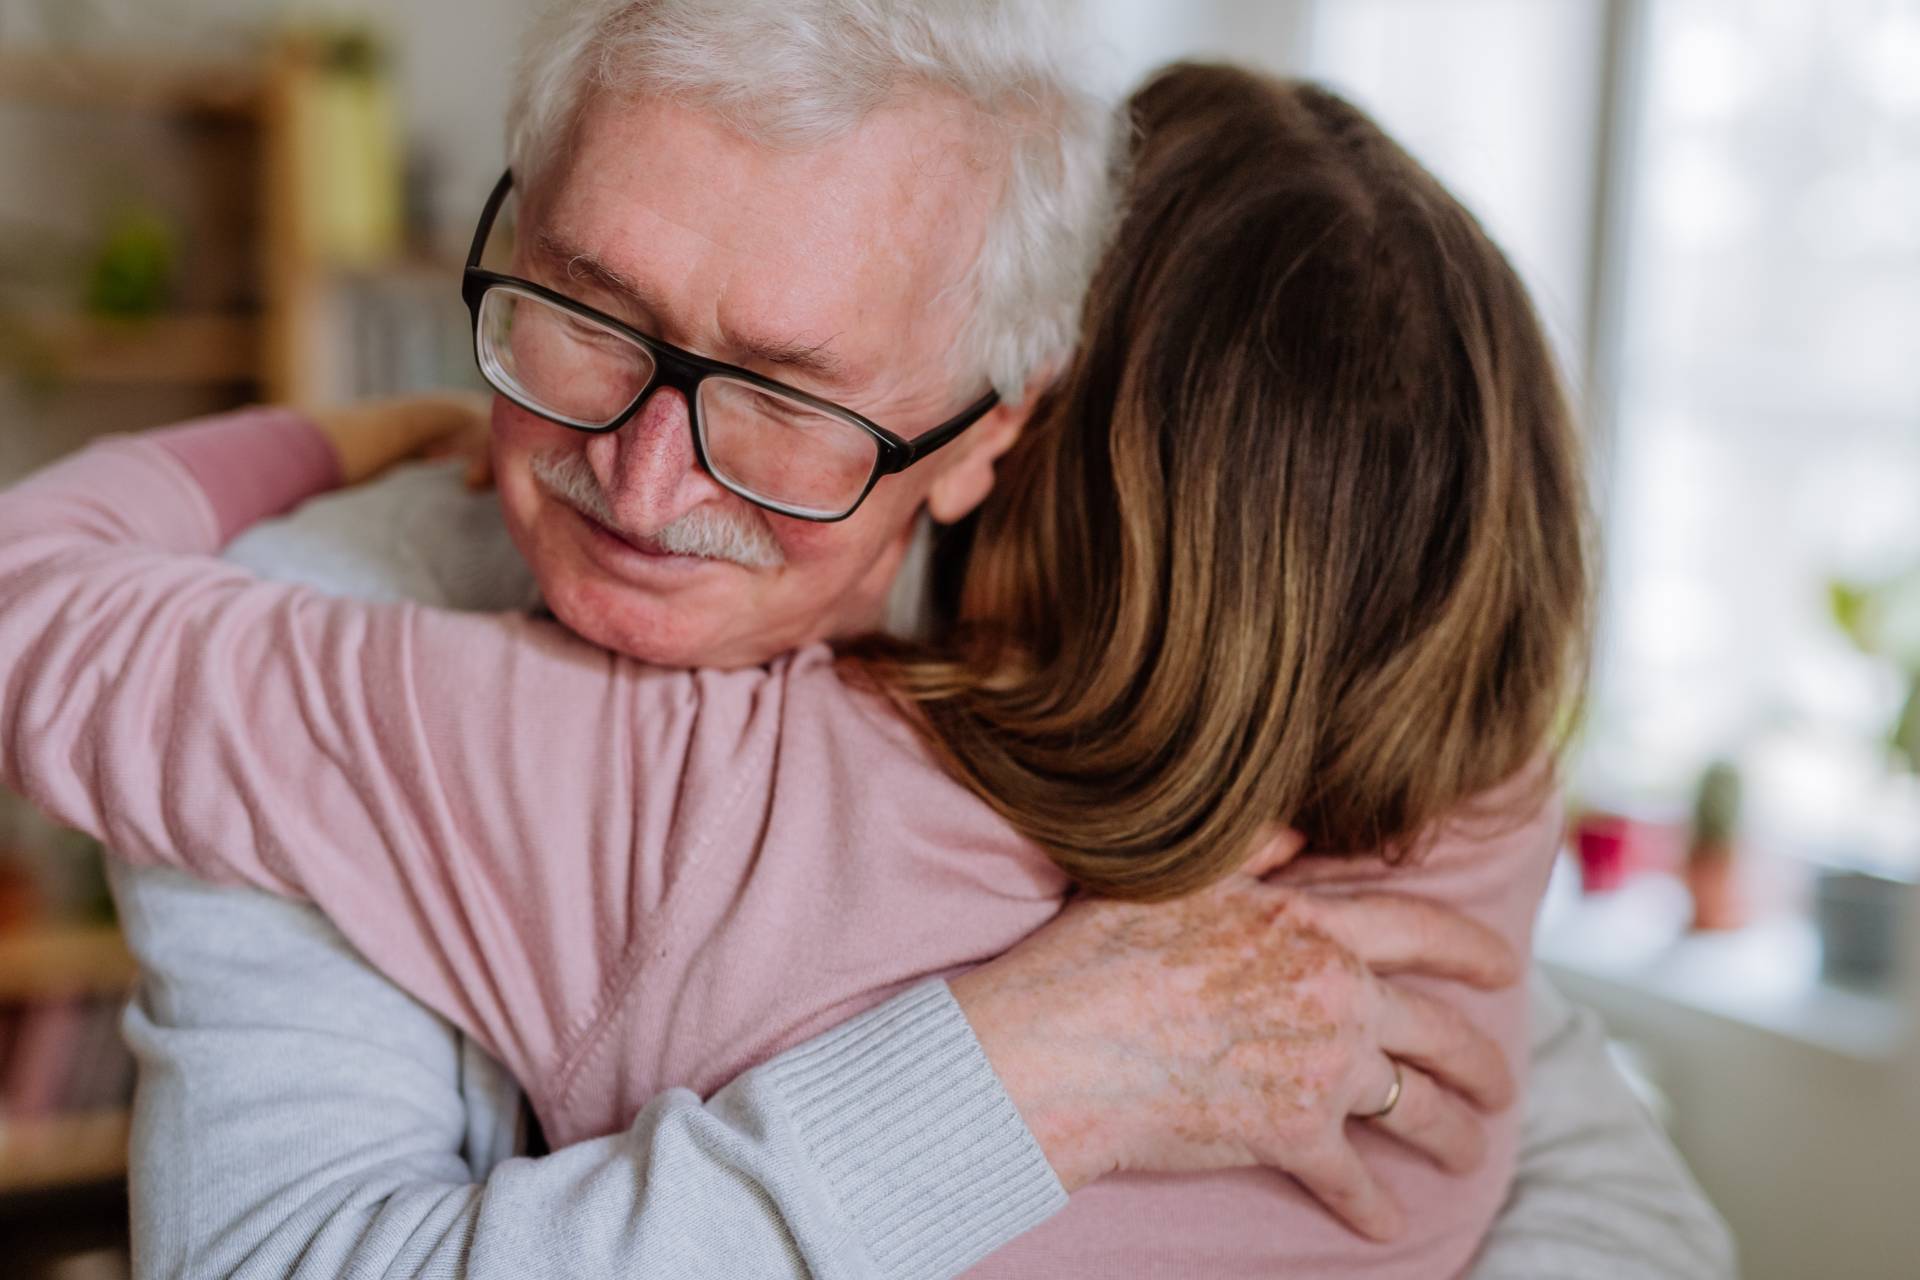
[[0, 66, 1585, 1276]]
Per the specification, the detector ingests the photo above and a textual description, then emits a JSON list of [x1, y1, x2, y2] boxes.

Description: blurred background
[[0, 1, 1915, 1277]]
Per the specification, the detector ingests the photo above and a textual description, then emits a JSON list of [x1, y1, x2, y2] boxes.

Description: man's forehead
[[530, 226, 853, 386], [533, 93, 998, 389]]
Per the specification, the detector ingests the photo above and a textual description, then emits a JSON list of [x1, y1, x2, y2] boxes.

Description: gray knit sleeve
[[110, 861, 1064, 1280]]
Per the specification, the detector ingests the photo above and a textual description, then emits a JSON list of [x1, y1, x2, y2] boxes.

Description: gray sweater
[[112, 464, 1737, 1278]]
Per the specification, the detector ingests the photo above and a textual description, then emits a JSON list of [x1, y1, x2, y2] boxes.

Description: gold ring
[[1363, 1062, 1403, 1120]]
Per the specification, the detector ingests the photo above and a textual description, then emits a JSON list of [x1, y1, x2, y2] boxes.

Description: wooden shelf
[[0, 1108, 129, 1196], [0, 925, 136, 1002], [0, 45, 413, 405], [27, 312, 262, 387], [0, 49, 263, 119]]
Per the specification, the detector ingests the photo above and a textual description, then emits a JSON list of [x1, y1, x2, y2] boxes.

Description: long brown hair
[[855, 64, 1591, 901]]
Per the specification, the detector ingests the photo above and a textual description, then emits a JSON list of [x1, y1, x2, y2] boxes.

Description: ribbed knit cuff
[[766, 980, 1067, 1279]]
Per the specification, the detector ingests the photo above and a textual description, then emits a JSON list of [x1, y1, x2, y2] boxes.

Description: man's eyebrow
[[532, 231, 853, 386], [535, 231, 655, 312], [742, 333, 851, 383]]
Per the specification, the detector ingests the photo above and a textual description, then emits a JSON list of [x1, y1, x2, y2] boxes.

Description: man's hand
[[313, 393, 494, 489], [949, 836, 1521, 1242]]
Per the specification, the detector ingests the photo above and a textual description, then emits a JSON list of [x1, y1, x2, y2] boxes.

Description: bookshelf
[[0, 925, 138, 1196], [0, 41, 403, 408], [0, 49, 263, 119], [0, 926, 137, 1003], [20, 311, 261, 386], [0, 1109, 131, 1196]]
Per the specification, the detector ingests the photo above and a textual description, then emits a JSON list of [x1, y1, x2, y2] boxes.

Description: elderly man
[[109, 1, 1733, 1276]]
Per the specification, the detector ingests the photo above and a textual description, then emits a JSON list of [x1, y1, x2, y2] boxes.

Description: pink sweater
[[0, 411, 1561, 1278]]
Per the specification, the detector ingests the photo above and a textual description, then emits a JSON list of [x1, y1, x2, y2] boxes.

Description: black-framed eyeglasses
[[461, 171, 1000, 523]]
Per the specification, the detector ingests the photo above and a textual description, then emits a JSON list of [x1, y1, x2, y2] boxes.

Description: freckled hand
[[949, 832, 1519, 1242]]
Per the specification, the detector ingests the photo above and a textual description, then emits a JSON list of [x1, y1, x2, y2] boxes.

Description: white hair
[[506, 0, 1123, 401]]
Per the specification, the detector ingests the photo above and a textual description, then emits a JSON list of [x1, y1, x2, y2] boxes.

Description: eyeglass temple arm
[[897, 390, 1001, 466], [468, 170, 518, 269]]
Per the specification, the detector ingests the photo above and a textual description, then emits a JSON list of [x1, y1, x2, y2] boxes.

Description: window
[[1585, 0, 1920, 872]]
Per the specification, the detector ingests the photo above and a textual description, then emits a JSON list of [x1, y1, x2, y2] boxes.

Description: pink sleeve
[[152, 406, 344, 542], [0, 414, 714, 1095]]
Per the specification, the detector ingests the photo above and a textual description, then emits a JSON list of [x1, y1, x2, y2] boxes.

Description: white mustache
[[531, 450, 787, 570]]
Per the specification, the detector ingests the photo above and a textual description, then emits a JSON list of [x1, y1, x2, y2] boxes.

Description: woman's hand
[[949, 834, 1520, 1242], [313, 393, 495, 489]]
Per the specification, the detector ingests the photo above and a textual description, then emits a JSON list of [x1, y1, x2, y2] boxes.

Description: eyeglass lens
[[477, 286, 881, 518]]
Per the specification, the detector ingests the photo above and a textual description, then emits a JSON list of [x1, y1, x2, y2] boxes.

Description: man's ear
[[925, 375, 1049, 524]]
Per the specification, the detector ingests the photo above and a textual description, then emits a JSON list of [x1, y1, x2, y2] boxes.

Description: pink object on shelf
[[1575, 814, 1633, 892], [1573, 811, 1685, 893]]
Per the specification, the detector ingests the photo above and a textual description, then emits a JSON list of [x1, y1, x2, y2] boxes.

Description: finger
[[1377, 984, 1514, 1111], [1284, 1138, 1406, 1243], [1309, 893, 1520, 989], [1361, 1063, 1487, 1175], [1239, 826, 1307, 879]]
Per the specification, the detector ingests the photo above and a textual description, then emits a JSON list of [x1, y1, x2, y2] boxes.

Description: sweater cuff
[[151, 408, 342, 545], [766, 980, 1067, 1278]]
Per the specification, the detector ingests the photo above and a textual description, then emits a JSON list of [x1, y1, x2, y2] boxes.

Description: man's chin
[[540, 572, 788, 671], [524, 510, 758, 666]]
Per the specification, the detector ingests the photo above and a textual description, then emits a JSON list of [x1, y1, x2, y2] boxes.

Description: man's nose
[[585, 388, 727, 531]]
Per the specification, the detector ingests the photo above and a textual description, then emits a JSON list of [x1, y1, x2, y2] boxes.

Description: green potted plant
[[1685, 759, 1747, 931], [1830, 571, 1920, 770], [1821, 571, 1920, 987]]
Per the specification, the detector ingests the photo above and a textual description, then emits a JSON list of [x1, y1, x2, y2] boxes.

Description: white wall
[[1094, 0, 1315, 84]]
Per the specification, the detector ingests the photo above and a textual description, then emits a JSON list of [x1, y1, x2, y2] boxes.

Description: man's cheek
[[767, 481, 920, 561], [763, 513, 850, 566], [488, 398, 547, 462], [492, 396, 580, 456]]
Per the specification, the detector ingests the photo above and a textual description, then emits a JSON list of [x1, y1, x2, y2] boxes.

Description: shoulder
[[225, 462, 536, 610], [753, 645, 964, 776]]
